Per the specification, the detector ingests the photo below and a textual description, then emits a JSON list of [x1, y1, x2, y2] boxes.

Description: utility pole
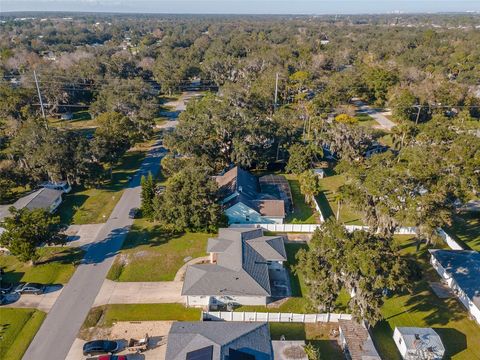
[[34, 70, 46, 119], [274, 72, 279, 110]]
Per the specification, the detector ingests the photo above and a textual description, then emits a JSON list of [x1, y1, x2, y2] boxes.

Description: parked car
[[83, 340, 120, 356], [0, 282, 13, 294], [0, 294, 7, 305], [86, 356, 126, 360], [14, 283, 45, 295]]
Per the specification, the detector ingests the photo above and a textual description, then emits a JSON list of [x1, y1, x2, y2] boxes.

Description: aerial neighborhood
[[0, 7, 480, 360]]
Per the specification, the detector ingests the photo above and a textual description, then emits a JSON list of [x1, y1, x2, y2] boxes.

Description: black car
[[83, 340, 120, 356], [14, 283, 45, 295]]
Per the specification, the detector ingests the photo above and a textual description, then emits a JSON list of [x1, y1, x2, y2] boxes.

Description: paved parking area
[[3, 285, 63, 312], [93, 279, 184, 306]]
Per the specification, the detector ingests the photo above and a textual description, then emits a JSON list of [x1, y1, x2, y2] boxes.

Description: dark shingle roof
[[215, 167, 285, 218], [429, 249, 480, 308], [166, 322, 273, 360]]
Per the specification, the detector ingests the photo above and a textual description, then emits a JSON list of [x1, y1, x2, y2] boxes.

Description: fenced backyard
[[203, 311, 352, 323]]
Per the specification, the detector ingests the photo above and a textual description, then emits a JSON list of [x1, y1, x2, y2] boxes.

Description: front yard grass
[[81, 304, 201, 337], [444, 212, 480, 251], [372, 235, 480, 360], [0, 246, 84, 284], [0, 308, 46, 360], [59, 143, 153, 225], [284, 174, 318, 224], [106, 218, 211, 282]]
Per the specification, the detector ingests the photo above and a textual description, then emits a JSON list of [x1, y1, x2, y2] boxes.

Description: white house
[[182, 228, 287, 308], [313, 168, 326, 178], [393, 327, 445, 360], [429, 249, 480, 324], [214, 167, 285, 224]]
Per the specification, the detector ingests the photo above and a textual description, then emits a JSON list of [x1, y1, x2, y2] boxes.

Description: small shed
[[393, 327, 445, 360]]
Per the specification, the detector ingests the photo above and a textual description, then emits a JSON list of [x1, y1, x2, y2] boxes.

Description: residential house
[[182, 228, 287, 308], [165, 321, 308, 360], [429, 249, 480, 324], [0, 188, 63, 222], [338, 320, 381, 360], [165, 321, 274, 360], [393, 327, 445, 360], [214, 166, 286, 224]]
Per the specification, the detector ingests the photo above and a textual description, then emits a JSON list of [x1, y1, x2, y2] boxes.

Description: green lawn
[[269, 323, 344, 359], [315, 173, 364, 225], [107, 218, 211, 282], [58, 144, 152, 225], [236, 243, 350, 313], [0, 308, 46, 360], [81, 304, 201, 336], [284, 174, 318, 224], [444, 212, 480, 251], [356, 113, 379, 129], [0, 246, 84, 284], [372, 235, 480, 360]]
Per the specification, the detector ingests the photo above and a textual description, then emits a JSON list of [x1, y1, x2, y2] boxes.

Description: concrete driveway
[[64, 224, 105, 249], [3, 285, 63, 312], [354, 99, 396, 131], [93, 279, 184, 306]]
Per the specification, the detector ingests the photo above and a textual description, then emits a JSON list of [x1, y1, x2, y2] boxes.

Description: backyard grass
[[372, 235, 480, 360], [284, 174, 318, 224], [236, 243, 350, 313], [106, 218, 211, 282], [269, 323, 344, 359], [0, 308, 46, 360], [444, 212, 480, 251], [81, 304, 201, 336], [58, 144, 152, 225], [0, 246, 84, 284], [315, 172, 364, 225]]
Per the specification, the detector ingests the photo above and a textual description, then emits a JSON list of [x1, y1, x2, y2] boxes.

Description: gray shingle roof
[[429, 249, 480, 308], [0, 188, 63, 222], [182, 228, 286, 297], [166, 322, 273, 360], [395, 327, 445, 358]]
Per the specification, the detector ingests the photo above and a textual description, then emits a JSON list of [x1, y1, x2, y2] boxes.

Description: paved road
[[24, 92, 194, 360], [354, 100, 396, 131], [23, 141, 164, 360]]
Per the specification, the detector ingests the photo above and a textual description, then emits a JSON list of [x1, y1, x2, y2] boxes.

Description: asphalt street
[[23, 141, 164, 360]]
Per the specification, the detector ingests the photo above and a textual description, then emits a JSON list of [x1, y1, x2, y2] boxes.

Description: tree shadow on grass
[[315, 192, 335, 219], [35, 247, 84, 266], [58, 193, 89, 225], [309, 340, 344, 360], [403, 287, 466, 326], [119, 224, 183, 251], [1, 270, 25, 284]]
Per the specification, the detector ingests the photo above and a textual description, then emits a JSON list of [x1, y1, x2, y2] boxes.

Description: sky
[[2, 0, 480, 14]]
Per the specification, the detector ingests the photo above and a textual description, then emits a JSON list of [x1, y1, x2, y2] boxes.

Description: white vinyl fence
[[230, 223, 417, 235], [203, 311, 352, 323], [437, 228, 464, 250], [312, 197, 325, 222]]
